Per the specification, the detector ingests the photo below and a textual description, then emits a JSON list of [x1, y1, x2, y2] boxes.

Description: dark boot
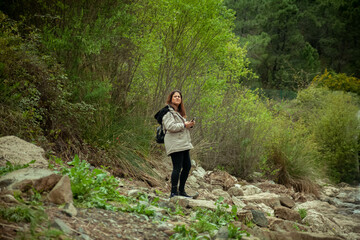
[[170, 186, 178, 198], [179, 191, 192, 198], [169, 192, 179, 198]]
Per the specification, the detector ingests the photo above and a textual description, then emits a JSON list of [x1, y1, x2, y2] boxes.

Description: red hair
[[166, 90, 187, 118]]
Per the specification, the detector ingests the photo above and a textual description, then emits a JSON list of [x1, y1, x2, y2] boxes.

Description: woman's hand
[[185, 120, 195, 128]]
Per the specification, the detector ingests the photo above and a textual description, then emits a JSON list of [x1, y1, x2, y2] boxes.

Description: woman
[[162, 90, 195, 198]]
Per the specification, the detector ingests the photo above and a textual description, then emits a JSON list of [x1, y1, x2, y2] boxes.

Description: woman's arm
[[163, 112, 185, 132]]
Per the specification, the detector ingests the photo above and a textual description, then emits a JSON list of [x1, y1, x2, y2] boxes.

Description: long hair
[[166, 90, 187, 118]]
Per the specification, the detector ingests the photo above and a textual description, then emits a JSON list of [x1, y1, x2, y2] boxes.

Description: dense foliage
[[0, 0, 359, 188], [225, 0, 360, 91]]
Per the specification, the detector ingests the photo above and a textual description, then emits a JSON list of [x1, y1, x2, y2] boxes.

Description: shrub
[[198, 86, 272, 179], [296, 87, 360, 183], [0, 12, 94, 154], [312, 69, 360, 95]]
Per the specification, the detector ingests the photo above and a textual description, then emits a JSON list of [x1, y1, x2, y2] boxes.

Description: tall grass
[[79, 97, 157, 178], [264, 115, 322, 193]]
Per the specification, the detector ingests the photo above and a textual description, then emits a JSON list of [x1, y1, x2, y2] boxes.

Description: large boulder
[[0, 136, 48, 167], [301, 209, 342, 234], [295, 200, 360, 239], [0, 168, 55, 190]]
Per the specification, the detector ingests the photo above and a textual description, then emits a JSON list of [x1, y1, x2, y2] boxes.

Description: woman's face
[[171, 92, 182, 107]]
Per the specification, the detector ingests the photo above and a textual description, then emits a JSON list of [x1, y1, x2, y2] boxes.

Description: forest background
[[1, 0, 360, 192]]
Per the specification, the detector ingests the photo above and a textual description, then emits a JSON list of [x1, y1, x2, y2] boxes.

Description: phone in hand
[[190, 117, 196, 128]]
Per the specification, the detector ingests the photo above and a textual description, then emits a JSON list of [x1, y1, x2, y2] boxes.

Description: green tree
[[226, 0, 360, 91], [129, 0, 248, 112], [298, 0, 360, 77]]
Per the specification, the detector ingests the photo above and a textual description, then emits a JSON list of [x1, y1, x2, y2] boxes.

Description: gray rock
[[214, 226, 228, 239], [232, 196, 246, 208], [171, 197, 217, 211], [62, 202, 77, 217], [192, 167, 206, 179], [128, 189, 141, 197], [51, 218, 73, 234], [157, 222, 174, 231], [80, 234, 93, 240], [187, 176, 199, 188], [244, 203, 274, 217], [242, 185, 262, 196], [251, 210, 269, 227], [322, 186, 339, 197], [191, 160, 197, 167]]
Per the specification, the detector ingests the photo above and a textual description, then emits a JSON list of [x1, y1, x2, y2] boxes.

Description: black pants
[[170, 150, 191, 193]]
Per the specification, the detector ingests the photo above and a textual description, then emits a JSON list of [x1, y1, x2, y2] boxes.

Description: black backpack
[[154, 105, 170, 144], [155, 125, 166, 144]]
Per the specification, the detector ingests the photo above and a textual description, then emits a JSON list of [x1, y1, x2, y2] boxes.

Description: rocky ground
[[1, 136, 360, 240]]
